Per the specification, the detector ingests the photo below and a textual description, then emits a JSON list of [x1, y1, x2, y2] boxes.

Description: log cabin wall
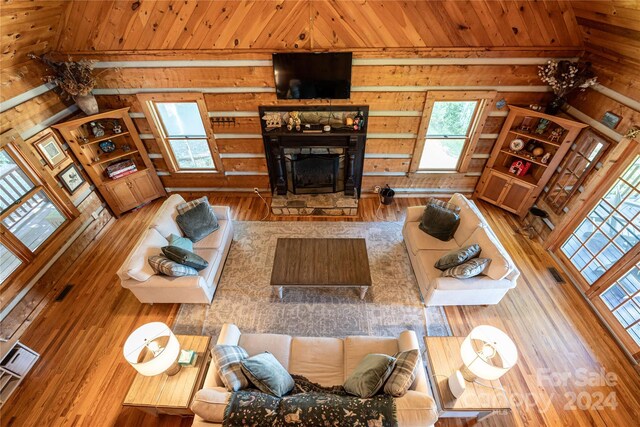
[[0, 1, 113, 339]]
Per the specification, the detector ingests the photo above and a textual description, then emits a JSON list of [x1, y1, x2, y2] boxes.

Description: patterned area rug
[[173, 221, 451, 345]]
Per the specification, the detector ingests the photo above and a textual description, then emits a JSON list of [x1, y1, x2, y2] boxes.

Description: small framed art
[[601, 111, 622, 129], [34, 131, 67, 168], [57, 163, 85, 194]]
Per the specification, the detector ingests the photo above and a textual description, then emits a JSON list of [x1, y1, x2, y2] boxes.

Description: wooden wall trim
[[592, 83, 640, 110], [0, 83, 57, 113], [20, 105, 78, 140]]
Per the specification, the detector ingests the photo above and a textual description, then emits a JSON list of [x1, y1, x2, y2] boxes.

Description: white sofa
[[191, 324, 438, 427], [117, 195, 234, 304], [403, 194, 519, 306]]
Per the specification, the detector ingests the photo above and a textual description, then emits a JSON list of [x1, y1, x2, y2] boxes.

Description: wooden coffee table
[[271, 238, 372, 299]]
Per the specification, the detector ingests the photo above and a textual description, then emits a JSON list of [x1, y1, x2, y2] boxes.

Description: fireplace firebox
[[288, 152, 342, 194]]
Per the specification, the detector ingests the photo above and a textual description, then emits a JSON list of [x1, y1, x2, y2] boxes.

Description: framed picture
[[34, 132, 67, 168], [57, 163, 85, 194], [601, 111, 622, 129]]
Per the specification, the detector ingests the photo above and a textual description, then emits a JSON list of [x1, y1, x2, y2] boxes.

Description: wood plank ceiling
[[55, 0, 584, 52]]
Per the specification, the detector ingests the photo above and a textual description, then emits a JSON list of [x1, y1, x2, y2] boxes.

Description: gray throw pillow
[[148, 255, 198, 277], [419, 199, 460, 242], [442, 258, 491, 279], [344, 354, 396, 398], [435, 244, 481, 271], [383, 349, 419, 397], [168, 233, 193, 251], [211, 345, 249, 392], [240, 352, 294, 397], [176, 201, 219, 242], [162, 246, 208, 270]]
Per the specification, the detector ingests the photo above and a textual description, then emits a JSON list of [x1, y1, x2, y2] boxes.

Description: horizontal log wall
[[93, 56, 559, 194]]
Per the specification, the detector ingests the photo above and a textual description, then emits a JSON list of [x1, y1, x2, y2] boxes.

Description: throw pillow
[[162, 246, 208, 271], [168, 233, 193, 252], [442, 258, 491, 279], [383, 349, 419, 397], [427, 197, 461, 214], [240, 352, 294, 397], [211, 345, 250, 392], [148, 255, 198, 277], [343, 354, 396, 398], [176, 201, 220, 242], [418, 199, 460, 242], [434, 244, 481, 271], [177, 196, 208, 215]]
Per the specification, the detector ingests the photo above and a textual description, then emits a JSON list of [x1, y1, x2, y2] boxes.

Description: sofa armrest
[[191, 387, 230, 423], [211, 206, 231, 221], [122, 275, 206, 290], [398, 331, 429, 395], [217, 323, 241, 345], [405, 206, 424, 224]]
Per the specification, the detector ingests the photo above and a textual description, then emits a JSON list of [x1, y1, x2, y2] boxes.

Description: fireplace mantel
[[258, 105, 369, 197]]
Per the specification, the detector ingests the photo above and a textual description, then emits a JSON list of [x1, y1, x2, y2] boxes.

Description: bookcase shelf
[[0, 341, 39, 408]]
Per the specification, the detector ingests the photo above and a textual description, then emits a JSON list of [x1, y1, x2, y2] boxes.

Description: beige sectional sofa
[[117, 195, 233, 304], [191, 324, 438, 427], [403, 194, 519, 306]]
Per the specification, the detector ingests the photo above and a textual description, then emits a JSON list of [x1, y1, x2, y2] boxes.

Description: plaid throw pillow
[[148, 255, 198, 277], [442, 258, 491, 279], [211, 345, 249, 391], [176, 196, 208, 215], [427, 197, 460, 213], [383, 349, 419, 397]]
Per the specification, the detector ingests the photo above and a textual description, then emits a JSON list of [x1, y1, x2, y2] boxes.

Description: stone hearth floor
[[271, 191, 358, 216]]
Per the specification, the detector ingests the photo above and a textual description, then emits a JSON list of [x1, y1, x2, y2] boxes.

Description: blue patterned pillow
[[240, 352, 294, 397], [148, 255, 198, 277]]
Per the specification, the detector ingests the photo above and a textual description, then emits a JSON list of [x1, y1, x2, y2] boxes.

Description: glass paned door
[[0, 242, 22, 283], [561, 156, 640, 285], [600, 262, 640, 346]]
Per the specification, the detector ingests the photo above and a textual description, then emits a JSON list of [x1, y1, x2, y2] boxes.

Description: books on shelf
[[106, 159, 137, 179]]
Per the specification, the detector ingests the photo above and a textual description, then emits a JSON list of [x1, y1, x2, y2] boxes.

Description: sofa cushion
[[404, 222, 460, 255], [418, 201, 460, 242], [289, 337, 344, 387], [464, 227, 514, 280], [344, 336, 399, 380], [383, 349, 419, 397], [162, 246, 209, 270], [240, 352, 295, 397], [211, 345, 249, 391], [450, 194, 485, 246], [176, 202, 220, 242], [442, 258, 491, 279], [148, 255, 198, 276], [149, 194, 185, 238], [194, 220, 228, 250], [190, 387, 229, 423], [168, 233, 193, 251], [343, 353, 396, 398], [177, 196, 208, 215], [119, 228, 168, 281], [395, 390, 438, 427], [239, 333, 292, 370], [434, 244, 481, 271]]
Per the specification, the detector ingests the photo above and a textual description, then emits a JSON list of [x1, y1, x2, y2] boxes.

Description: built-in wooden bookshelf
[[53, 108, 165, 217], [474, 106, 587, 217]]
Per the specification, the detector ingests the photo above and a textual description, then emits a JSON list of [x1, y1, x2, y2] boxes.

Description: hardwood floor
[[2, 195, 639, 426]]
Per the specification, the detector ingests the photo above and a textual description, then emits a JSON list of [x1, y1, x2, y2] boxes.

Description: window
[[599, 262, 640, 346], [561, 156, 639, 285], [0, 145, 68, 285], [138, 94, 221, 172], [413, 92, 494, 173]]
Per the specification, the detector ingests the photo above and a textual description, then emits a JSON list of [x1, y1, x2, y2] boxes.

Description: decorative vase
[[73, 93, 99, 115], [545, 96, 565, 115]]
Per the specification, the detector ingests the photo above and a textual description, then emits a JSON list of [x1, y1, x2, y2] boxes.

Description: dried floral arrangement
[[28, 53, 98, 98], [538, 60, 597, 98]]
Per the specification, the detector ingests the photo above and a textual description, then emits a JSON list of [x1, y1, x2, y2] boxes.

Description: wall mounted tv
[[273, 52, 352, 100]]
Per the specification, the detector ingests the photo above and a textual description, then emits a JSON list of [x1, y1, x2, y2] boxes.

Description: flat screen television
[[272, 52, 352, 99]]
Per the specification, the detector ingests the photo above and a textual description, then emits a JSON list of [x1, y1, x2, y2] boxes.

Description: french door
[[557, 153, 640, 359]]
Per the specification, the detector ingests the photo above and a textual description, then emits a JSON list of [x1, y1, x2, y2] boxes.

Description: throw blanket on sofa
[[223, 375, 397, 427]]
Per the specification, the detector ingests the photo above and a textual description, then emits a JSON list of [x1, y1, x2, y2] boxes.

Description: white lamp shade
[[460, 325, 518, 381], [123, 322, 180, 376]]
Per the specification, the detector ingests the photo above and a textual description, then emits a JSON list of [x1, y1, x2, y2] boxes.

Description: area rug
[[173, 221, 451, 346]]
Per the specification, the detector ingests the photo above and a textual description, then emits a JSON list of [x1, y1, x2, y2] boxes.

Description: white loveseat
[[117, 195, 234, 304], [191, 324, 438, 427], [403, 194, 519, 306]]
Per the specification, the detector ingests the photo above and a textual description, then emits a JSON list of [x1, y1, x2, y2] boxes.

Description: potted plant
[[538, 60, 597, 114], [28, 53, 101, 115]]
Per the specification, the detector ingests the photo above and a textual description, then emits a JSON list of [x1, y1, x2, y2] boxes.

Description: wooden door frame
[[137, 93, 224, 174]]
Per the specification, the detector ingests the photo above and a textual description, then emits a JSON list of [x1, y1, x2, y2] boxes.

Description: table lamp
[[448, 325, 518, 398], [123, 322, 181, 376]]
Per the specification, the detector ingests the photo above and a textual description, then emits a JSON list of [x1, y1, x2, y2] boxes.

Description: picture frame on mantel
[[57, 163, 85, 194], [34, 130, 67, 169]]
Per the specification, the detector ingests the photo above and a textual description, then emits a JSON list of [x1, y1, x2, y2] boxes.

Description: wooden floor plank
[[1, 195, 639, 426]]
